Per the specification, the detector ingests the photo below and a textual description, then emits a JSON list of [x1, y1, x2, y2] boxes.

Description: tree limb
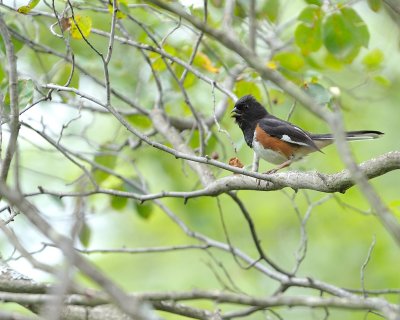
[[34, 151, 400, 201], [180, 151, 400, 198], [0, 15, 20, 183]]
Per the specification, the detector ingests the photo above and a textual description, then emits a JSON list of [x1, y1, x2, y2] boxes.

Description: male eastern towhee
[[232, 95, 383, 173]]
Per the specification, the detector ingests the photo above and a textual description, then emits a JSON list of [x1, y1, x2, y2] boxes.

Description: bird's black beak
[[231, 107, 240, 118]]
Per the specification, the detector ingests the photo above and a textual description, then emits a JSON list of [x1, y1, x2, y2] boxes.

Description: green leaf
[[51, 62, 80, 88], [233, 2, 247, 19], [305, 0, 322, 6], [295, 23, 322, 54], [150, 44, 175, 72], [367, 0, 381, 12], [126, 114, 152, 129], [298, 5, 322, 25], [134, 201, 153, 220], [324, 53, 343, 70], [341, 45, 360, 64], [109, 182, 129, 211], [2, 79, 34, 112], [0, 24, 24, 54], [0, 64, 4, 81], [18, 79, 34, 109], [17, 0, 41, 14], [373, 75, 391, 87], [268, 89, 286, 106], [124, 179, 146, 195], [303, 83, 332, 105], [79, 222, 91, 248], [108, 0, 129, 19], [322, 12, 355, 57], [362, 49, 384, 71], [7, 23, 25, 53], [93, 151, 118, 184], [11, 37, 24, 53], [111, 195, 128, 210], [259, 0, 280, 23], [151, 56, 167, 72], [389, 200, 400, 217], [194, 52, 220, 73], [69, 15, 92, 39], [180, 72, 196, 88], [273, 51, 305, 71], [341, 8, 369, 48], [234, 81, 261, 102]]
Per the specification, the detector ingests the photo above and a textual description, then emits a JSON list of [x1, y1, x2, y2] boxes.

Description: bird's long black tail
[[311, 130, 384, 141]]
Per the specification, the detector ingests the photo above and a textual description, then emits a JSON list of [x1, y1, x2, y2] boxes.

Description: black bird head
[[231, 95, 267, 130], [232, 95, 268, 147]]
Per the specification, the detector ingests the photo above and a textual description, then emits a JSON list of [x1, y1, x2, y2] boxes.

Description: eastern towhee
[[232, 95, 383, 173]]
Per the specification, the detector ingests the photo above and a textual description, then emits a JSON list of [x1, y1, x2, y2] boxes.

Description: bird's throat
[[242, 121, 257, 148]]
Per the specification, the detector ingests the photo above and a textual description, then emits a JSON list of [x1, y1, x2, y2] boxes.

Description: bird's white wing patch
[[281, 134, 292, 142], [281, 134, 310, 146]]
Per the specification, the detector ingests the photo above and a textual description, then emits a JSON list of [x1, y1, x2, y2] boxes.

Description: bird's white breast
[[252, 139, 288, 165]]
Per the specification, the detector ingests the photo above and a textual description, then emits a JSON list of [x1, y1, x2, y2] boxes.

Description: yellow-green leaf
[[367, 0, 381, 12], [341, 8, 369, 48], [93, 151, 118, 184], [273, 51, 305, 71], [134, 201, 153, 220], [108, 0, 129, 19], [389, 200, 400, 217], [373, 75, 391, 87], [323, 12, 354, 57], [126, 114, 152, 129], [194, 52, 220, 74], [17, 0, 40, 14], [51, 62, 80, 88], [234, 81, 261, 102], [69, 15, 92, 39], [362, 49, 384, 71], [268, 89, 286, 106], [111, 195, 128, 211], [79, 222, 91, 248], [2, 79, 34, 111], [266, 60, 278, 70], [259, 0, 280, 23], [305, 0, 322, 5], [18, 79, 34, 109], [324, 53, 343, 70], [298, 5, 323, 26], [295, 23, 322, 54]]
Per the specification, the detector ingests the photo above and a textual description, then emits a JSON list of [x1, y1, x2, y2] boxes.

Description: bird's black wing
[[258, 116, 320, 151]]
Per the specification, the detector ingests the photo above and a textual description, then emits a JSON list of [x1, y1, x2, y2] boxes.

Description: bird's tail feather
[[311, 130, 384, 141]]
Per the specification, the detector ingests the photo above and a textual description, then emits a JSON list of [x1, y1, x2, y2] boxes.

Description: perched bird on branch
[[232, 95, 383, 173]]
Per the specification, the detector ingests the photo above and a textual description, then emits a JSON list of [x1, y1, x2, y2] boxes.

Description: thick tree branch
[[329, 109, 400, 247], [0, 15, 20, 183], [179, 151, 400, 198], [0, 287, 398, 320], [34, 151, 400, 201]]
